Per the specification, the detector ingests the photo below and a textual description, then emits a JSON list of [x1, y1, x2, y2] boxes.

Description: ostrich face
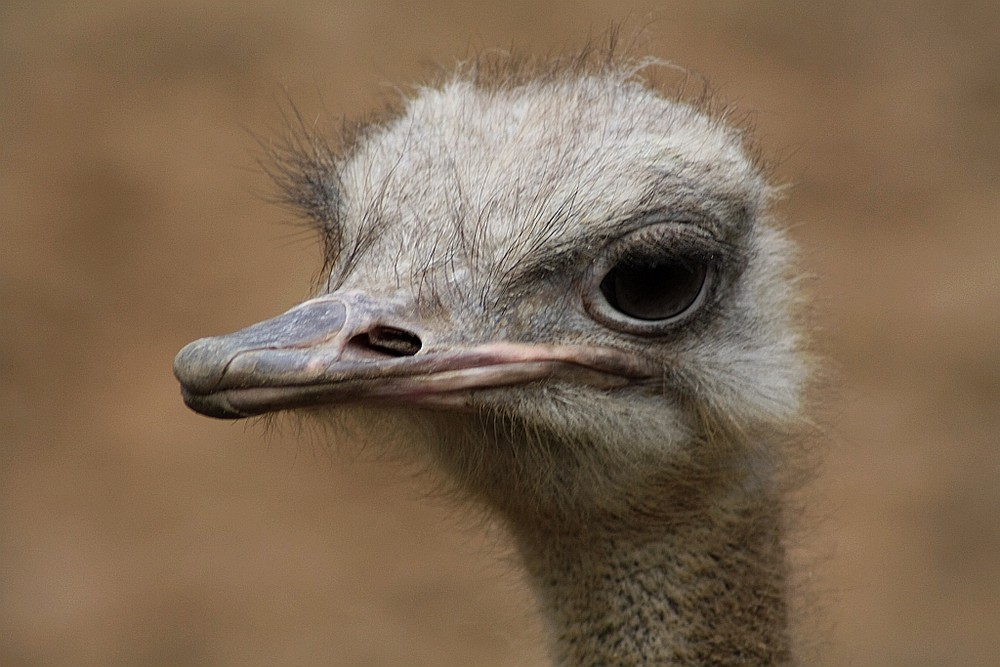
[[175, 73, 804, 516]]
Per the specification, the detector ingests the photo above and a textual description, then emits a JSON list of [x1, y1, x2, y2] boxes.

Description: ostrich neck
[[511, 486, 792, 666]]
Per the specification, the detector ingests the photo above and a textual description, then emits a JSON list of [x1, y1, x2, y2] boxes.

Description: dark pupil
[[600, 259, 706, 321]]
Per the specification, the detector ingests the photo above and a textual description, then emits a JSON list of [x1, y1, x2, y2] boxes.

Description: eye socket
[[599, 259, 708, 321], [583, 223, 717, 335]]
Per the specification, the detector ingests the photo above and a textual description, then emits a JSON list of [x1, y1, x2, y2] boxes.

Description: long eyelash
[[611, 224, 733, 270]]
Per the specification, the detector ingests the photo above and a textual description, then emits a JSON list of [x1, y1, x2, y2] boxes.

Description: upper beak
[[173, 293, 656, 420]]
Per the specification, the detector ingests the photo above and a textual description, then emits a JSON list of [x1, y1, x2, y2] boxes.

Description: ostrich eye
[[583, 223, 719, 334], [600, 259, 708, 321]]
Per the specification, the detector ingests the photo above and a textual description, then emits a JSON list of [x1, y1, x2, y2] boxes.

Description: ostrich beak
[[173, 293, 655, 420]]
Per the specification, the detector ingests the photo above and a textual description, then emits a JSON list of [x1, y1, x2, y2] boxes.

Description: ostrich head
[[174, 53, 808, 664]]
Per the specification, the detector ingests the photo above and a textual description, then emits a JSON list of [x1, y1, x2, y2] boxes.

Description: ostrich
[[174, 51, 808, 666]]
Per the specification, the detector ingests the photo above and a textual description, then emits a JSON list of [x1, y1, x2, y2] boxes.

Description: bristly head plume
[[261, 32, 770, 292]]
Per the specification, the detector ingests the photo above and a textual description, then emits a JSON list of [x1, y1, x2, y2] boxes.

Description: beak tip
[[173, 337, 228, 394], [174, 338, 249, 419]]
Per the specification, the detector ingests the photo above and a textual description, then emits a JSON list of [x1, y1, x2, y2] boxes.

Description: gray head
[[174, 55, 806, 527]]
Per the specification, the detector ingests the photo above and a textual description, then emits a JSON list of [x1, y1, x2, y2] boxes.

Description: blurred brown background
[[2, 1, 998, 665]]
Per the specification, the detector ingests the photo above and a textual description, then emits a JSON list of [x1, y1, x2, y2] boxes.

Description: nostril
[[352, 326, 422, 357]]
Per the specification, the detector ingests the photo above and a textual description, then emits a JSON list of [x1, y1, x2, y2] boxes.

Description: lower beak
[[173, 295, 655, 420]]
